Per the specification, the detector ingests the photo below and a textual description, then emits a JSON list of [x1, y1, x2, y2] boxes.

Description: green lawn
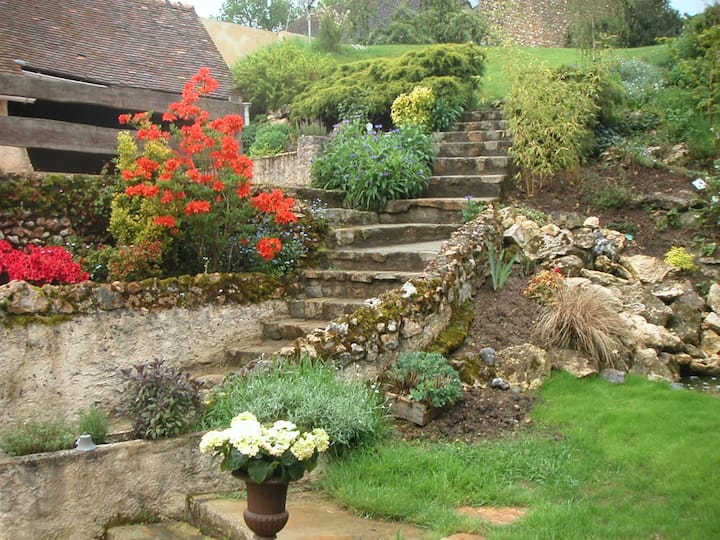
[[320, 371, 720, 539]]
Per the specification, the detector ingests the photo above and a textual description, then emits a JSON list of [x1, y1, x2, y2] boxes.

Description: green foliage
[[664, 246, 697, 272], [567, 0, 627, 51], [385, 351, 462, 408], [0, 418, 75, 456], [504, 59, 601, 195], [233, 40, 333, 116], [461, 196, 485, 223], [391, 86, 435, 130], [121, 359, 204, 440], [668, 4, 720, 118], [579, 176, 639, 210], [202, 358, 388, 453], [311, 120, 433, 211], [78, 406, 109, 445], [291, 43, 485, 127], [429, 96, 464, 132], [247, 122, 293, 158], [369, 0, 489, 46], [314, 6, 351, 54], [486, 244, 517, 291], [0, 172, 118, 244], [219, 0, 299, 31]]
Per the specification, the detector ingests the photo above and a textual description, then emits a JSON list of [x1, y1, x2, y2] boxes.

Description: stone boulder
[[624, 255, 673, 284], [546, 349, 598, 378], [630, 348, 680, 382], [494, 343, 552, 390]]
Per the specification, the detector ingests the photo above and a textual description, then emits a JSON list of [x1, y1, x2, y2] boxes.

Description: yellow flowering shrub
[[391, 86, 435, 130]]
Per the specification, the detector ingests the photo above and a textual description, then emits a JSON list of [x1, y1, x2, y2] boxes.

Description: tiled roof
[[0, 0, 234, 98]]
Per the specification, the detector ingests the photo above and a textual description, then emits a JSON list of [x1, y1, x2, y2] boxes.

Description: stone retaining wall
[[0, 433, 237, 539], [478, 0, 569, 47], [252, 135, 325, 188], [0, 273, 293, 429]]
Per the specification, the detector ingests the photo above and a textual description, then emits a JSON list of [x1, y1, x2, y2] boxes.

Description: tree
[[219, 0, 300, 31], [625, 0, 683, 47], [567, 0, 628, 51]]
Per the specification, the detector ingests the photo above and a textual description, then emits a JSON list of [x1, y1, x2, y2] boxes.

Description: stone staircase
[[104, 109, 511, 540], [224, 108, 512, 368]]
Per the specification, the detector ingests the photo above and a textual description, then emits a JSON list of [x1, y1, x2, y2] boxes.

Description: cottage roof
[[0, 0, 235, 99]]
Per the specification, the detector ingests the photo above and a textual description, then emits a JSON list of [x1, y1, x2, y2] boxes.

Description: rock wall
[[0, 276, 290, 429], [478, 0, 570, 47], [278, 207, 504, 378], [252, 135, 325, 188], [0, 433, 237, 539]]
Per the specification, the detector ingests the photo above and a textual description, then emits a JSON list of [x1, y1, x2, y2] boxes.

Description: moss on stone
[[429, 299, 474, 356]]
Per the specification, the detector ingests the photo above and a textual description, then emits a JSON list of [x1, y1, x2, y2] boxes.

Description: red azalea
[[236, 181, 251, 198], [256, 237, 282, 261], [211, 180, 225, 192], [154, 215, 177, 228], [118, 113, 132, 124], [137, 124, 170, 142], [125, 184, 159, 198], [160, 190, 174, 204], [184, 200, 211, 216]]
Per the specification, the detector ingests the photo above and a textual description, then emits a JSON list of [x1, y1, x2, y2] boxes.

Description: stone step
[[462, 108, 506, 121], [433, 156, 509, 176], [105, 520, 216, 540], [437, 140, 511, 157], [225, 341, 294, 366], [263, 318, 328, 340], [289, 297, 367, 320], [379, 197, 472, 224], [321, 207, 379, 227], [436, 129, 511, 143], [301, 269, 424, 298], [427, 174, 508, 199], [456, 119, 509, 131], [327, 223, 457, 249], [321, 239, 446, 271]]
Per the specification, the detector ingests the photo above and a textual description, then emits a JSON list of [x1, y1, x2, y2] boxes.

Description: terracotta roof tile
[[0, 0, 234, 98]]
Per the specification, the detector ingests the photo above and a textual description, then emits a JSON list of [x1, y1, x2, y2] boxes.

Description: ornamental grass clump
[[199, 412, 330, 483], [534, 283, 629, 370], [111, 68, 301, 278]]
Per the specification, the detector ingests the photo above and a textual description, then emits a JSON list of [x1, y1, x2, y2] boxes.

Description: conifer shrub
[[291, 43, 484, 127]]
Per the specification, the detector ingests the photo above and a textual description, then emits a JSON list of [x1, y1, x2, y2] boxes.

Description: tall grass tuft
[[202, 357, 388, 454], [534, 283, 629, 369], [487, 244, 517, 291]]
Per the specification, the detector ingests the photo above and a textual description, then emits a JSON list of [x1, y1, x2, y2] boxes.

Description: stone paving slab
[[105, 520, 214, 540], [190, 490, 439, 540]]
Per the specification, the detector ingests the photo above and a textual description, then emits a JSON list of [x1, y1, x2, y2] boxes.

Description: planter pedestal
[[232, 471, 290, 539]]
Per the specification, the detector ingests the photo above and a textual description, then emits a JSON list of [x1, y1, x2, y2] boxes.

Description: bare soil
[[392, 162, 708, 443]]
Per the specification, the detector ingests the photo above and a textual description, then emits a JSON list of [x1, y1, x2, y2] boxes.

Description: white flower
[[262, 421, 300, 456], [199, 430, 227, 453], [290, 433, 317, 461], [311, 428, 330, 452], [401, 281, 417, 298]]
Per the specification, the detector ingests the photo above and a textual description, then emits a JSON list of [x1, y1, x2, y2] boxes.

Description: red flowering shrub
[[0, 240, 89, 285], [111, 68, 298, 277]]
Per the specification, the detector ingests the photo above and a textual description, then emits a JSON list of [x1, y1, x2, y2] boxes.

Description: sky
[[185, 0, 712, 19]]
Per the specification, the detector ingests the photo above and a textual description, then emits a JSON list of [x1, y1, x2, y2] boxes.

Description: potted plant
[[384, 352, 463, 426], [199, 412, 330, 539]]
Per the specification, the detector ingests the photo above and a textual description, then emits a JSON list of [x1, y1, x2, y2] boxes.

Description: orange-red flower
[[256, 237, 282, 261], [154, 215, 177, 228], [184, 200, 211, 216], [125, 183, 159, 198], [236, 180, 251, 199]]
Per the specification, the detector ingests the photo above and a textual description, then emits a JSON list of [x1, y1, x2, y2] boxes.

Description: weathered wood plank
[[0, 72, 240, 117], [0, 116, 121, 154]]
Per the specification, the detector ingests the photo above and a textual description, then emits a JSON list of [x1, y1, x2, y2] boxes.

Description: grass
[[319, 371, 720, 539], [325, 43, 668, 101]]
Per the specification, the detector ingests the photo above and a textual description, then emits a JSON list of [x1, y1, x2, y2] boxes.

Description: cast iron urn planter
[[232, 470, 290, 539]]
